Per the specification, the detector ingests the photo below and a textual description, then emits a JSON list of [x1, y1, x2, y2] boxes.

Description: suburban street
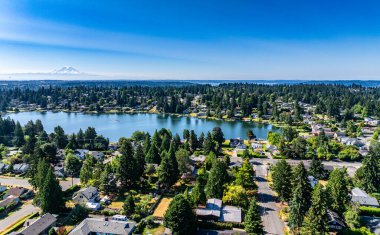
[[0, 203, 39, 231], [255, 164, 284, 235], [250, 158, 361, 176], [0, 176, 80, 191]]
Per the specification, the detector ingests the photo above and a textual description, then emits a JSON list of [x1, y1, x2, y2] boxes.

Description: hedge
[[360, 206, 380, 217]]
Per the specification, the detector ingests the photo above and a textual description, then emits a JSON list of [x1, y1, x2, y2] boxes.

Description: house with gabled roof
[[72, 186, 100, 205]]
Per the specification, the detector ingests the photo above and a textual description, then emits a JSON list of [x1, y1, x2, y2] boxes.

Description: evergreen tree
[[272, 160, 292, 202], [289, 162, 312, 233], [35, 167, 64, 213], [54, 125, 68, 149], [308, 156, 326, 180], [30, 158, 49, 189], [192, 172, 207, 205], [123, 194, 135, 215], [99, 163, 117, 195], [157, 145, 179, 189], [13, 121, 25, 147], [134, 144, 146, 180], [66, 134, 78, 150], [143, 133, 151, 155], [183, 129, 190, 141], [300, 184, 328, 235], [203, 131, 215, 154], [117, 138, 137, 189], [205, 160, 228, 198], [164, 194, 196, 235], [244, 198, 263, 235], [327, 168, 350, 215], [146, 142, 161, 164], [354, 143, 380, 193]]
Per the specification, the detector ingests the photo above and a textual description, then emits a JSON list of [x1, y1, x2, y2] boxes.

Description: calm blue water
[[5, 112, 280, 141]]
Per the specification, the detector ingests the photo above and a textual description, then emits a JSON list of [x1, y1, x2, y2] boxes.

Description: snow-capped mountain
[[51, 66, 81, 75]]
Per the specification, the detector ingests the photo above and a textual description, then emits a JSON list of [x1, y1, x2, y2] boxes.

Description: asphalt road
[[255, 164, 284, 235], [0, 203, 39, 231], [0, 176, 80, 190], [250, 158, 361, 176]]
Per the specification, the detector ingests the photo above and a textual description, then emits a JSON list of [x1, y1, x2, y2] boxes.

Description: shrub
[[359, 206, 380, 217]]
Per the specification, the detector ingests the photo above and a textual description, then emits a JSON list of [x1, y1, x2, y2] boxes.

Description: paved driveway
[[255, 164, 284, 235], [0, 203, 39, 231]]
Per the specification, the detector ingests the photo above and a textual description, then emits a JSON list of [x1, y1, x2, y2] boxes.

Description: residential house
[[196, 198, 242, 224], [351, 187, 380, 208], [3, 187, 31, 200], [229, 138, 244, 148], [327, 210, 346, 231], [0, 197, 20, 213], [190, 155, 206, 163], [72, 186, 100, 205], [0, 163, 10, 173], [68, 218, 136, 235], [74, 149, 89, 160], [89, 151, 104, 160], [251, 143, 263, 149], [19, 213, 57, 235], [12, 163, 30, 174]]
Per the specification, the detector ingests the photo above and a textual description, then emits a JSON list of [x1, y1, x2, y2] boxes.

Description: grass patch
[[108, 201, 124, 210], [143, 224, 165, 235], [153, 197, 172, 218]]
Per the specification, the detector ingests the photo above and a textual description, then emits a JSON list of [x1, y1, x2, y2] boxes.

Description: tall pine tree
[[300, 183, 328, 235]]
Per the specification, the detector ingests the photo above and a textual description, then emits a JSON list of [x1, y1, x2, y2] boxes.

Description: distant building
[[19, 213, 57, 235], [68, 218, 136, 235]]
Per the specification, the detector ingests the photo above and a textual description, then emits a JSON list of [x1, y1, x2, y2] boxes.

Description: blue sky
[[1, 0, 380, 80]]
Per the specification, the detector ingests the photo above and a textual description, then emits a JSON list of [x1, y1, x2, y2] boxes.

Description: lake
[[5, 112, 280, 141]]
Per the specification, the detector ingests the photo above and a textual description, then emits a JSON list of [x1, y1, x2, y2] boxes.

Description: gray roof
[[19, 213, 57, 235], [68, 218, 136, 235], [73, 186, 99, 201], [351, 187, 379, 207], [351, 196, 379, 207], [196, 198, 223, 218], [352, 187, 369, 197], [327, 210, 346, 228], [220, 205, 242, 223]]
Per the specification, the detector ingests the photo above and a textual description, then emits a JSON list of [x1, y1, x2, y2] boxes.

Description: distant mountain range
[[51, 66, 82, 75]]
